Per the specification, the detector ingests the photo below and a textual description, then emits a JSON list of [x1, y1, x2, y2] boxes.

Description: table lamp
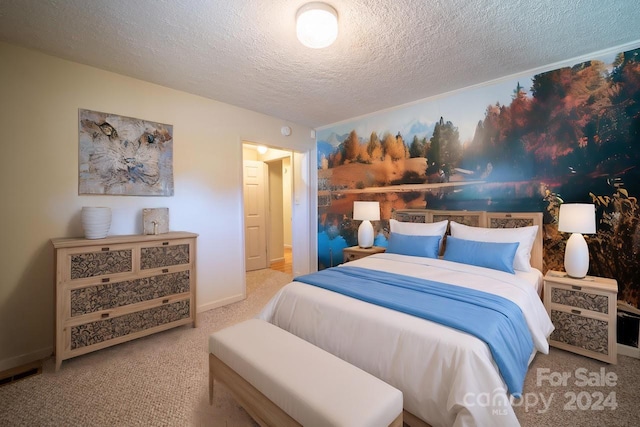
[[353, 201, 380, 248], [558, 203, 596, 278]]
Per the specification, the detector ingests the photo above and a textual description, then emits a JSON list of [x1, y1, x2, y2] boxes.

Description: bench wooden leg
[[403, 409, 432, 427], [209, 353, 214, 405]]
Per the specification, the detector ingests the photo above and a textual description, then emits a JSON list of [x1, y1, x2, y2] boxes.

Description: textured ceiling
[[1, 0, 640, 128]]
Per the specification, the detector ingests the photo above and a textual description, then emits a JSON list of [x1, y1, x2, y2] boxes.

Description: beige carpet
[[0, 268, 292, 427], [1, 268, 639, 426]]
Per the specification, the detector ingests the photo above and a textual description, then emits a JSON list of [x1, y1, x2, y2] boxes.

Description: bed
[[257, 210, 554, 427]]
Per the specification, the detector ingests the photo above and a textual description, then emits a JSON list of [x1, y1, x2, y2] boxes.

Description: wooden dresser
[[544, 270, 617, 364], [51, 232, 197, 370]]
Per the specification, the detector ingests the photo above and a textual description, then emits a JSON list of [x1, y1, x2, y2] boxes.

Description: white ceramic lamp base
[[564, 232, 589, 278], [358, 220, 374, 248]]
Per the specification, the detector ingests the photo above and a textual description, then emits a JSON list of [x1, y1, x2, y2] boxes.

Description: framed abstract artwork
[[78, 109, 174, 196]]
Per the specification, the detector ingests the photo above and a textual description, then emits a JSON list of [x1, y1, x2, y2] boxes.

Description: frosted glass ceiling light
[[296, 2, 338, 49]]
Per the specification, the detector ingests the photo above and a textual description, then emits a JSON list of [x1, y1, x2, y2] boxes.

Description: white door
[[244, 160, 268, 271]]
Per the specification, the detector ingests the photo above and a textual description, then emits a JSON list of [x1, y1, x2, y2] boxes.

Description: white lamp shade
[[296, 2, 338, 49], [353, 201, 380, 221], [558, 203, 596, 234]]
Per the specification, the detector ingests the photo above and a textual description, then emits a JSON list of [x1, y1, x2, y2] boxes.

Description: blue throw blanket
[[294, 266, 533, 395]]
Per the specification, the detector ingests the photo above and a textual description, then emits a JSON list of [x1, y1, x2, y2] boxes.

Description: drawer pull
[[101, 247, 109, 251], [162, 268, 169, 274], [162, 299, 169, 304], [572, 285, 582, 291], [101, 313, 109, 318], [162, 242, 169, 246], [101, 278, 110, 283], [571, 309, 581, 315]]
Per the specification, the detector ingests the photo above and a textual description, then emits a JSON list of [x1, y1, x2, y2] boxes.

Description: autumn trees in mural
[[318, 48, 640, 307], [323, 49, 639, 194]]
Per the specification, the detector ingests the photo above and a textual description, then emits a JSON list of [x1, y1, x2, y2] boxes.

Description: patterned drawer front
[[70, 250, 133, 279], [140, 244, 190, 269], [551, 288, 608, 314], [489, 218, 533, 229], [70, 300, 191, 349], [550, 310, 608, 355], [70, 271, 190, 316], [394, 212, 427, 223]]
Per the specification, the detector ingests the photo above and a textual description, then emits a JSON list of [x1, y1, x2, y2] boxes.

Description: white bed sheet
[[257, 253, 554, 427]]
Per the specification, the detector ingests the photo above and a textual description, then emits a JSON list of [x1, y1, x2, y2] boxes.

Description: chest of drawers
[[51, 232, 197, 370], [543, 271, 617, 363]]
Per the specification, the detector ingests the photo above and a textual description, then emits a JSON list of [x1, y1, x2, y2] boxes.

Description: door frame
[[240, 141, 316, 280]]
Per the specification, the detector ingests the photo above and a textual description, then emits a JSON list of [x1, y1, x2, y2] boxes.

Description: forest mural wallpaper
[[316, 47, 640, 309]]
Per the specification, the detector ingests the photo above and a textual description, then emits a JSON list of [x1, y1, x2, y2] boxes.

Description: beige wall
[[0, 42, 315, 370]]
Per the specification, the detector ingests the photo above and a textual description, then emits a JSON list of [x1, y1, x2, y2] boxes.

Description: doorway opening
[[242, 143, 294, 276]]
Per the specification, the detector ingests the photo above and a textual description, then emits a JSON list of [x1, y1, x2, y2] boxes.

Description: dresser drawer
[[550, 286, 609, 314], [549, 309, 609, 355], [70, 299, 191, 350], [67, 244, 134, 281], [70, 270, 190, 316], [140, 241, 191, 270]]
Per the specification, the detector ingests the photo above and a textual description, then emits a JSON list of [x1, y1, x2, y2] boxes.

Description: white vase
[[81, 207, 112, 239]]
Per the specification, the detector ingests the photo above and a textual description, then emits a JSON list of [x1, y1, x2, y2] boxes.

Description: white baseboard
[[197, 293, 245, 313], [270, 257, 285, 264], [0, 347, 52, 372], [618, 343, 640, 359]]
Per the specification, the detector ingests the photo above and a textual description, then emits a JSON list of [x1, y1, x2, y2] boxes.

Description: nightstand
[[342, 246, 386, 263], [543, 270, 618, 363]]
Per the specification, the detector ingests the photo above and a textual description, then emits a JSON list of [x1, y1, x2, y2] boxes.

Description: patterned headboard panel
[[392, 209, 544, 272]]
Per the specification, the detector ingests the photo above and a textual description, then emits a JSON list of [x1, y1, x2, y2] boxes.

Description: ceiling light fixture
[[296, 2, 338, 49]]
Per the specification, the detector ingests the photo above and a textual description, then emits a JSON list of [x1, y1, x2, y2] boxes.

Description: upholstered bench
[[209, 318, 403, 427]]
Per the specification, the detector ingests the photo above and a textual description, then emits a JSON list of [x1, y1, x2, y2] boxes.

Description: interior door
[[244, 160, 268, 271]]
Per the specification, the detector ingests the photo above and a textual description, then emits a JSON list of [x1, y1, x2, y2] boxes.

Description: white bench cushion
[[209, 319, 403, 427]]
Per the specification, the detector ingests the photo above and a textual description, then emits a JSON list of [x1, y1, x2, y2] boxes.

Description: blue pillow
[[443, 236, 519, 274], [386, 233, 441, 259]]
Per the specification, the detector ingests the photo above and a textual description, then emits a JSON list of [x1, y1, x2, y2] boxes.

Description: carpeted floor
[[1, 268, 639, 426], [0, 268, 292, 427]]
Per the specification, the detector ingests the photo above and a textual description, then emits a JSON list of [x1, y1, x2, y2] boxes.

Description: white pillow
[[390, 219, 448, 238], [449, 221, 538, 272]]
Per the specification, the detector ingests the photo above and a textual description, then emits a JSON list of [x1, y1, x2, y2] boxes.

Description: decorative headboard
[[393, 209, 544, 272]]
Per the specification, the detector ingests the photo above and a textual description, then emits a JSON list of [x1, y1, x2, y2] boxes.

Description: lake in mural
[[317, 47, 640, 309]]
